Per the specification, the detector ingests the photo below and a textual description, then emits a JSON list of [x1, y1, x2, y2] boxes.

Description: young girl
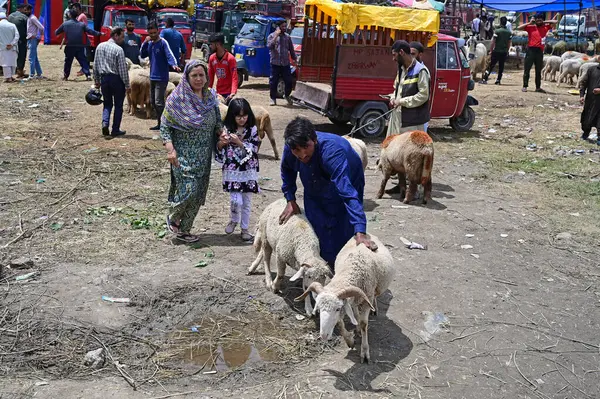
[[216, 98, 260, 241]]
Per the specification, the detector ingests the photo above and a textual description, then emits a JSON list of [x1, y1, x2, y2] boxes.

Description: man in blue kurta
[[279, 117, 377, 266]]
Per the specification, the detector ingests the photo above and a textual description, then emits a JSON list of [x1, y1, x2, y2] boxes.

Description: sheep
[[248, 199, 332, 316], [216, 96, 280, 159], [375, 130, 434, 204], [468, 43, 488, 81], [139, 57, 150, 68], [124, 58, 142, 71], [165, 82, 176, 99], [343, 136, 368, 171], [552, 40, 567, 56], [168, 71, 182, 86], [561, 51, 585, 62], [557, 58, 584, 87], [295, 233, 395, 363], [542, 55, 561, 82], [127, 69, 152, 119], [578, 61, 599, 89]]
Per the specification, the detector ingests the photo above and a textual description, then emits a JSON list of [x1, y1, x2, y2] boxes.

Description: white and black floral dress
[[215, 125, 260, 193]]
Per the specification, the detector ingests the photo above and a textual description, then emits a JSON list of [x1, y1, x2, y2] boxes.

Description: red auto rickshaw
[[291, 0, 478, 137]]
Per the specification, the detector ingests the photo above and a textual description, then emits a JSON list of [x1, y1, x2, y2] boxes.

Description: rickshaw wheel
[[276, 79, 285, 98], [357, 109, 386, 138], [450, 105, 476, 132], [328, 117, 349, 127]]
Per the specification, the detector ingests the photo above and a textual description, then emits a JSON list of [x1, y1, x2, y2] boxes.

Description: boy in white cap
[[0, 12, 19, 83]]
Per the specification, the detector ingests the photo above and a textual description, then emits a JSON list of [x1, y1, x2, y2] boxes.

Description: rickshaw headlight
[[245, 48, 255, 56]]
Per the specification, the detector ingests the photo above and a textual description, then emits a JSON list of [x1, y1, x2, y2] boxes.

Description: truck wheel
[[357, 109, 386, 138], [200, 44, 210, 62], [450, 105, 476, 132]]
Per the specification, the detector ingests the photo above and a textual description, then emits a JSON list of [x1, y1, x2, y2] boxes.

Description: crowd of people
[[1, 3, 599, 260], [0, 4, 45, 82]]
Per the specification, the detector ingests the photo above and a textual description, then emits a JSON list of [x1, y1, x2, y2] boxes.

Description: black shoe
[[495, 80, 501, 85], [479, 80, 488, 84], [581, 132, 590, 140], [535, 88, 546, 93], [149, 125, 160, 131], [111, 130, 126, 137], [102, 126, 109, 136]]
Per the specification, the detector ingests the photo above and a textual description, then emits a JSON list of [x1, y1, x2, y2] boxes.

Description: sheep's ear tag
[[289, 266, 305, 282], [344, 300, 358, 325]]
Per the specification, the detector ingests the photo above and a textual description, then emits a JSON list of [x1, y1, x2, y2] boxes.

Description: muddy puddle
[[163, 313, 311, 372]]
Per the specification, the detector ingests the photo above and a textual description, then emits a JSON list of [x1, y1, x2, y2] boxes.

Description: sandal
[[166, 215, 180, 234], [175, 233, 200, 243]]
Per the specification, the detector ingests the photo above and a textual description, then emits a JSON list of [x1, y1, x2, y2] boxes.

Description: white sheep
[[578, 61, 599, 89], [558, 58, 584, 87], [295, 233, 395, 363], [561, 51, 585, 62], [469, 43, 488, 81], [542, 55, 561, 82], [248, 199, 332, 316], [343, 136, 368, 171]]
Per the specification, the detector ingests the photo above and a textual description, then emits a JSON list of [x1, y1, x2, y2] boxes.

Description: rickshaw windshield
[[290, 26, 303, 45], [196, 10, 214, 21], [224, 11, 246, 31], [238, 22, 267, 40], [458, 46, 469, 68]]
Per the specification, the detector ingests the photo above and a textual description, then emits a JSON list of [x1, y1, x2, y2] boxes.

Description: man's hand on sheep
[[355, 233, 378, 251], [279, 200, 301, 224]]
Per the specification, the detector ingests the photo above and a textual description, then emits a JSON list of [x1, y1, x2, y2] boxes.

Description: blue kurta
[[281, 132, 367, 266]]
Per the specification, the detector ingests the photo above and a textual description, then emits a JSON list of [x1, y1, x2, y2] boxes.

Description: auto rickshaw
[[233, 15, 298, 95], [291, 0, 478, 137]]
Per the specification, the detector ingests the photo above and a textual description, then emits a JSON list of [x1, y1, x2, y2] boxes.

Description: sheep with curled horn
[[295, 233, 395, 363]]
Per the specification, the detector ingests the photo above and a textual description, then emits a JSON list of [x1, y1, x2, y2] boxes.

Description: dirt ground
[[1, 45, 599, 399]]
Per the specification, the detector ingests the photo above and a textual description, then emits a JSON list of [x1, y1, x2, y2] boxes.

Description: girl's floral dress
[[215, 125, 260, 193]]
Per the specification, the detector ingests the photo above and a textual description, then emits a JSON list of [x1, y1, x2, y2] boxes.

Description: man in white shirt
[[471, 14, 481, 39], [0, 12, 19, 82]]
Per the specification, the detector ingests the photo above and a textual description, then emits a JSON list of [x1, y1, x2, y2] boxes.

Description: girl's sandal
[[175, 233, 200, 244]]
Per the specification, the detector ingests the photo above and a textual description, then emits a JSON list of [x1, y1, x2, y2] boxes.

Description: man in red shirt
[[518, 13, 558, 93], [208, 33, 238, 104]]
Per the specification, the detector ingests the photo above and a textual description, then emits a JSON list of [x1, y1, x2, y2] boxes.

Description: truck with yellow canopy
[[291, 0, 478, 137]]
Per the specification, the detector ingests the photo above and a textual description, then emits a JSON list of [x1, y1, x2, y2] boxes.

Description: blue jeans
[[28, 38, 42, 76], [64, 46, 89, 78], [101, 74, 126, 133]]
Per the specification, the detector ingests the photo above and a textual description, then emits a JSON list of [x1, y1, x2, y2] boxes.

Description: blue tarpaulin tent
[[470, 0, 594, 12]]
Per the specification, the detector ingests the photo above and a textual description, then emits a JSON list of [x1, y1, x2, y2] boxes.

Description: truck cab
[[153, 8, 194, 59], [558, 14, 587, 36], [90, 5, 148, 59], [221, 9, 259, 51]]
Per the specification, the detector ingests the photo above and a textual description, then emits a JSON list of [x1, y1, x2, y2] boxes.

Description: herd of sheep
[[542, 51, 599, 87], [466, 34, 600, 87]]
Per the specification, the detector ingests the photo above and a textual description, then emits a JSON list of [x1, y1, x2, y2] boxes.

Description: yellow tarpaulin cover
[[148, 0, 196, 15], [305, 0, 439, 45]]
